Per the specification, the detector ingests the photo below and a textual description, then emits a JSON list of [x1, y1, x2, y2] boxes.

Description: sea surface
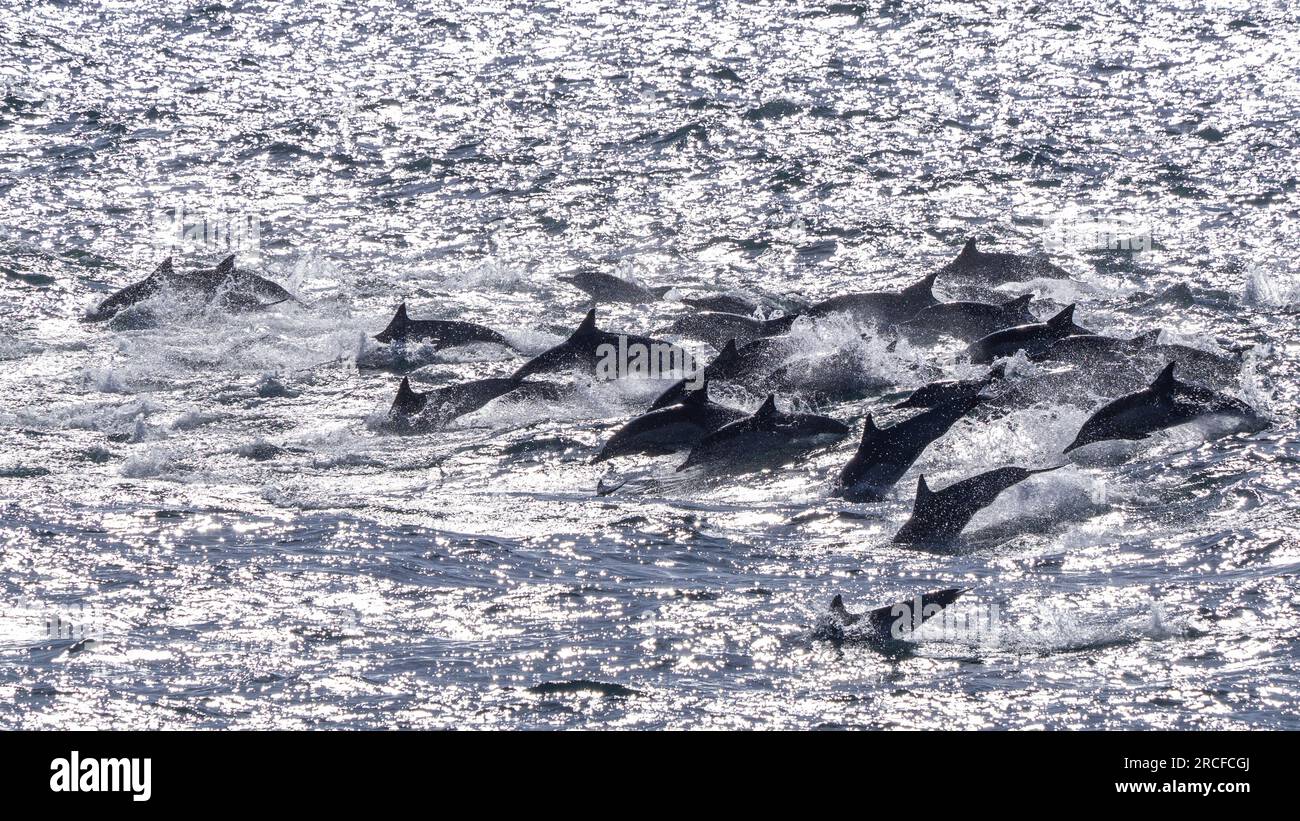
[[1, 0, 1298, 729]]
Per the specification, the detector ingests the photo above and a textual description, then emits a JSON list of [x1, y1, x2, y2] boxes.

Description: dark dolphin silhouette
[[966, 303, 1092, 364], [559, 270, 672, 303], [837, 394, 982, 502], [1029, 329, 1160, 366], [385, 375, 566, 432], [937, 238, 1071, 284], [85, 254, 293, 322], [594, 380, 746, 461], [820, 588, 965, 654], [374, 302, 518, 350], [1064, 362, 1266, 453], [511, 308, 675, 381], [892, 466, 1063, 544], [805, 270, 940, 325], [678, 393, 848, 472], [894, 364, 1004, 409], [659, 310, 797, 349], [899, 293, 1036, 342]]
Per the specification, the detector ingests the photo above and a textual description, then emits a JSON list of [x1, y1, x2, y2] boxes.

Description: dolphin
[[386, 375, 566, 432], [937, 238, 1071, 284], [1150, 342, 1244, 386], [898, 294, 1036, 342], [374, 302, 518, 350], [837, 393, 983, 502], [677, 394, 849, 472], [1064, 362, 1266, 453], [85, 254, 293, 322], [594, 380, 746, 461], [805, 270, 940, 325], [511, 308, 675, 381], [966, 304, 1092, 364], [892, 466, 1063, 544], [894, 365, 1003, 409], [1029, 329, 1161, 366], [820, 589, 965, 654], [559, 270, 672, 303], [659, 310, 797, 349]]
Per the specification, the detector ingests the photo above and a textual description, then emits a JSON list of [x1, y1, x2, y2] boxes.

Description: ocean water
[[1, 0, 1298, 729]]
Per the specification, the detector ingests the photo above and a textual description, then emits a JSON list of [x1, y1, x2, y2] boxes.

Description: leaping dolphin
[[386, 375, 566, 432], [898, 294, 1036, 342], [937, 238, 1071, 284], [804, 270, 940, 325], [511, 308, 675, 381], [820, 589, 965, 654], [85, 254, 294, 322], [892, 466, 1063, 544], [1063, 362, 1266, 453], [374, 302, 519, 350], [594, 380, 746, 461], [678, 394, 849, 472], [837, 394, 982, 502], [966, 304, 1092, 364]]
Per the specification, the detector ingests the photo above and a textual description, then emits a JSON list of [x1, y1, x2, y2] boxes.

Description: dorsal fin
[[915, 475, 933, 502], [393, 302, 409, 326], [1151, 362, 1177, 394], [902, 270, 938, 301], [755, 394, 778, 419], [830, 594, 844, 610], [1046, 303, 1076, 329], [860, 413, 879, 443], [715, 338, 739, 364], [152, 257, 174, 279], [1003, 293, 1033, 310], [684, 380, 710, 405], [957, 238, 979, 262], [391, 376, 424, 416], [572, 308, 598, 337], [215, 254, 235, 275]]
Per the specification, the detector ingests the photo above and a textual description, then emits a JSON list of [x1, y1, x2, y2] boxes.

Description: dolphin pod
[[87, 240, 1269, 654]]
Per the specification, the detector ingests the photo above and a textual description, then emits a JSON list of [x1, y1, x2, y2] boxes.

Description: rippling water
[[2, 0, 1298, 729]]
